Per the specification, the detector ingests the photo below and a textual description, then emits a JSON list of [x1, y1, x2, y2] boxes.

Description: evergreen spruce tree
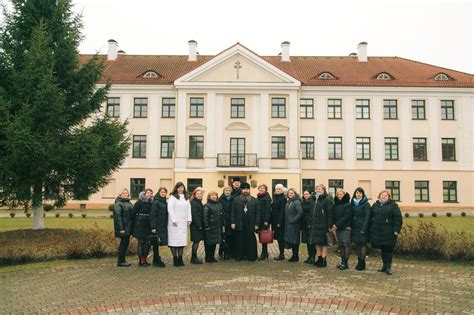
[[0, 0, 130, 229]]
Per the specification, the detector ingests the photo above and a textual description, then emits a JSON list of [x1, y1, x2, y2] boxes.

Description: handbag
[[259, 229, 274, 244], [326, 231, 337, 246]]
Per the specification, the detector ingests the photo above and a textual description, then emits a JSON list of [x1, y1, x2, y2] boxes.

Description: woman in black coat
[[203, 191, 224, 263], [218, 186, 233, 259], [332, 190, 352, 270], [284, 188, 303, 262], [370, 190, 403, 275], [113, 189, 134, 267], [301, 191, 315, 264], [190, 188, 205, 264], [271, 184, 287, 260], [257, 184, 272, 260], [150, 187, 169, 267], [132, 188, 154, 267], [306, 184, 333, 268], [351, 187, 371, 271]]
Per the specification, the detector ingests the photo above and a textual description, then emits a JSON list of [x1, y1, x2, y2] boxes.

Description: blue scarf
[[353, 198, 361, 206]]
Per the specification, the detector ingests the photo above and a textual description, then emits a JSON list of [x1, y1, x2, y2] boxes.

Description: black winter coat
[[332, 193, 352, 230], [351, 196, 371, 243], [369, 200, 403, 247], [190, 199, 205, 241], [203, 200, 224, 245], [132, 193, 153, 239], [231, 195, 261, 231], [284, 196, 303, 245], [219, 194, 233, 236], [271, 193, 286, 240], [113, 197, 134, 237], [301, 198, 313, 244], [305, 193, 334, 245], [257, 192, 272, 230], [150, 194, 169, 245]]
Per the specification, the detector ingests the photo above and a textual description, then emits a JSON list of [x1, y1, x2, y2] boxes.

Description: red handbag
[[259, 229, 274, 244]]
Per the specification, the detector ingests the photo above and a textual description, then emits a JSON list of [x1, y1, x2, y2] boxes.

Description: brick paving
[[0, 243, 473, 314]]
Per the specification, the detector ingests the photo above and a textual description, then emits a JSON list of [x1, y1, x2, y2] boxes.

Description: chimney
[[107, 39, 118, 61], [188, 40, 197, 62], [357, 42, 368, 62], [281, 41, 290, 62], [118, 50, 126, 55]]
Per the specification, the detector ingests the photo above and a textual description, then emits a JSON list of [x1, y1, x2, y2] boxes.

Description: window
[[356, 99, 370, 119], [187, 178, 203, 194], [376, 72, 393, 80], [443, 181, 457, 203], [230, 138, 245, 166], [160, 136, 175, 158], [272, 179, 288, 195], [300, 136, 314, 160], [318, 72, 334, 80], [143, 71, 159, 78], [190, 97, 204, 118], [383, 99, 398, 119], [132, 135, 146, 158], [328, 99, 342, 119], [413, 138, 427, 161], [271, 136, 286, 159], [189, 136, 204, 159], [441, 100, 454, 120], [434, 73, 451, 81], [300, 99, 314, 119], [134, 98, 148, 118], [328, 179, 344, 197], [328, 137, 343, 160], [302, 179, 315, 193], [441, 138, 456, 161], [130, 178, 145, 199], [106, 97, 120, 117], [385, 181, 400, 201], [230, 98, 245, 118], [162, 98, 176, 118], [271, 98, 286, 118], [356, 137, 371, 160], [384, 137, 399, 160], [412, 100, 426, 120], [415, 181, 430, 202]]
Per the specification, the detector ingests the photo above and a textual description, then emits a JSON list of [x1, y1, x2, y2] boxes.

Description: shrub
[[404, 212, 410, 218], [55, 213, 60, 218], [108, 204, 115, 212], [9, 212, 15, 218], [418, 213, 424, 218], [25, 212, 31, 218], [43, 204, 54, 212], [110, 214, 114, 219], [461, 212, 467, 217], [68, 213, 73, 218], [432, 212, 437, 217], [81, 213, 87, 218], [446, 212, 452, 217]]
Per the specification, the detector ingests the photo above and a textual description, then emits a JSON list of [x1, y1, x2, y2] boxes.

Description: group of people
[[113, 177, 403, 275]]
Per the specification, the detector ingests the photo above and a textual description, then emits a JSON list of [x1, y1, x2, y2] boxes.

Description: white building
[[78, 40, 474, 210]]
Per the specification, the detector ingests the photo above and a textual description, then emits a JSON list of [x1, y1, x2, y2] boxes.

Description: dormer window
[[434, 73, 452, 81], [318, 72, 335, 80], [143, 71, 160, 78], [376, 72, 394, 80]]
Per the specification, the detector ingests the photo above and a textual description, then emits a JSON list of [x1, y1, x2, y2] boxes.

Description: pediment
[[225, 122, 251, 130], [268, 123, 289, 131], [175, 43, 300, 87], [186, 122, 207, 130]]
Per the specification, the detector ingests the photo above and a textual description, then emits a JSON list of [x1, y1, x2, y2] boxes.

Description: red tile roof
[[79, 53, 474, 88]]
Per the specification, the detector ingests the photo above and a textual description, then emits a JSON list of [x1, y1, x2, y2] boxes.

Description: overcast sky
[[73, 0, 472, 74]]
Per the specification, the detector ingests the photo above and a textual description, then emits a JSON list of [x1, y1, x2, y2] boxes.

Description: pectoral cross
[[234, 60, 242, 79]]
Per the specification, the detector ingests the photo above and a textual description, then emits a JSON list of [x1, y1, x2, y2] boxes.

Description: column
[[288, 91, 299, 169], [428, 97, 440, 170], [372, 96, 383, 169], [205, 91, 216, 168], [344, 96, 355, 169], [148, 94, 159, 168], [400, 97, 412, 169], [316, 96, 327, 169], [175, 89, 187, 168]]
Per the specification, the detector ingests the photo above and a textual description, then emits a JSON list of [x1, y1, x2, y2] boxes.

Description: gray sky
[[74, 0, 473, 74]]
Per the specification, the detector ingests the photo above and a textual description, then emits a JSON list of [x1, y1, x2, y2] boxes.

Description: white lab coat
[[167, 194, 191, 247]]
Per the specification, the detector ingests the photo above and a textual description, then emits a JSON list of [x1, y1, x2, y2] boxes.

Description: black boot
[[317, 256, 327, 268], [336, 258, 343, 269], [314, 256, 322, 267], [173, 256, 178, 267], [339, 258, 349, 270], [117, 261, 131, 267], [359, 259, 366, 271], [153, 256, 165, 268], [259, 249, 268, 260], [385, 264, 393, 275], [378, 263, 387, 272], [355, 258, 362, 271], [177, 256, 184, 266], [191, 254, 202, 264]]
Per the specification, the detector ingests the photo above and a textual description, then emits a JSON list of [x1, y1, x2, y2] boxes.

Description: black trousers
[[117, 235, 130, 263], [380, 245, 395, 265]]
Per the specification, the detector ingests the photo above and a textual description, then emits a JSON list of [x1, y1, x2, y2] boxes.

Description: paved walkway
[[1, 243, 473, 315]]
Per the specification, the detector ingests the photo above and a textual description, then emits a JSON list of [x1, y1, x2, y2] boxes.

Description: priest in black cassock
[[230, 182, 261, 261]]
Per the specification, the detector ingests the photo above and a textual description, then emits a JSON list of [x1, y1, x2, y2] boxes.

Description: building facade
[[78, 40, 474, 210]]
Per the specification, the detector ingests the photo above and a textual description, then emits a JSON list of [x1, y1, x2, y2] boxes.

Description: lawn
[[404, 217, 474, 236], [0, 217, 113, 232]]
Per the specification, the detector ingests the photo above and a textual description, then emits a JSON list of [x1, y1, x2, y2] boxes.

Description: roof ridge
[[394, 56, 474, 77]]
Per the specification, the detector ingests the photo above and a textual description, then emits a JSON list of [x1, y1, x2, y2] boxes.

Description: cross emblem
[[234, 60, 242, 79]]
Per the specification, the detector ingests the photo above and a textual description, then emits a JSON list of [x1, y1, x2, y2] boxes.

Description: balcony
[[217, 154, 258, 168]]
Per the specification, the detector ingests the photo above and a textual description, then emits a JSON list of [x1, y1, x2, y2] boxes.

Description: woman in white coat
[[167, 182, 192, 267]]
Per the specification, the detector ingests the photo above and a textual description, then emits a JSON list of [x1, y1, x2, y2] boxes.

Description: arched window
[[318, 72, 335, 80], [143, 71, 159, 78], [376, 72, 393, 80], [434, 73, 451, 81]]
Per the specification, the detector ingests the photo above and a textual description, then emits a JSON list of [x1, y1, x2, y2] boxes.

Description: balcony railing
[[217, 154, 258, 167]]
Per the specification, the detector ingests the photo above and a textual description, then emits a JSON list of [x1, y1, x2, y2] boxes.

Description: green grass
[[0, 217, 113, 232], [404, 217, 474, 236]]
